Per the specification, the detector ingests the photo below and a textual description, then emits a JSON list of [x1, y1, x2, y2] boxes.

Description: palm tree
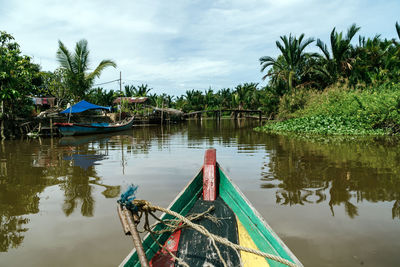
[[184, 90, 204, 111], [124, 85, 135, 97], [174, 95, 186, 110], [233, 83, 258, 110], [133, 84, 152, 97], [260, 34, 316, 91], [56, 39, 116, 100], [316, 24, 360, 80], [218, 88, 232, 109], [204, 88, 216, 110], [147, 93, 158, 106], [88, 87, 117, 106]]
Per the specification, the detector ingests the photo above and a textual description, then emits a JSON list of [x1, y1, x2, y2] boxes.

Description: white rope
[[134, 200, 300, 267]]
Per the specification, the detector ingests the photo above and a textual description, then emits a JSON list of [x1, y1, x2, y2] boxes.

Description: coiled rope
[[128, 199, 299, 267]]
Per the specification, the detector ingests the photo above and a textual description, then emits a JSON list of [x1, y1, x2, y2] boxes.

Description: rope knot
[[133, 199, 156, 212]]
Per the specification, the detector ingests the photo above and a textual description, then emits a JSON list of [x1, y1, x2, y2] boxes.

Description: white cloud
[[1, 0, 399, 95]]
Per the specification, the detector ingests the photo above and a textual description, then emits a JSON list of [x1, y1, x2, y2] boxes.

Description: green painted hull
[[120, 165, 303, 267]]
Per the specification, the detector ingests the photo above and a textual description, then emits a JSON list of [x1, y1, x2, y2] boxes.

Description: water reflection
[[0, 139, 60, 251], [261, 134, 400, 219], [59, 135, 122, 216], [1, 119, 399, 258], [0, 136, 121, 251]]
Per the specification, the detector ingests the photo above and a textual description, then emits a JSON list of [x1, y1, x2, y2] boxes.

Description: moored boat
[[54, 100, 134, 136], [118, 149, 303, 267], [54, 117, 134, 136]]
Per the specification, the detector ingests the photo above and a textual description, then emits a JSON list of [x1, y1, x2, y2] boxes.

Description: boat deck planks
[[176, 197, 240, 267]]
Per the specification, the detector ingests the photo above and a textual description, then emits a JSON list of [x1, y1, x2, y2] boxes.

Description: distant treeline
[[1, 22, 400, 136]]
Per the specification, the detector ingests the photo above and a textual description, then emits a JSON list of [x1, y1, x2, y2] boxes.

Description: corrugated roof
[[113, 97, 148, 104]]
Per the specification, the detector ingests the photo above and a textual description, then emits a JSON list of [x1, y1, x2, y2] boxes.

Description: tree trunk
[[288, 71, 294, 91]]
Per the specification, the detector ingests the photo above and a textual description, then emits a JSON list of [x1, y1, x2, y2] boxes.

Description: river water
[[0, 119, 399, 267]]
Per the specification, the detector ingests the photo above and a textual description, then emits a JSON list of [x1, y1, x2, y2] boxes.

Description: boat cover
[[60, 100, 111, 114]]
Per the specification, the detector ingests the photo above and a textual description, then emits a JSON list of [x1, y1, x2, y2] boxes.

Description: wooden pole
[[161, 100, 164, 125], [120, 71, 122, 94], [50, 118, 53, 136], [119, 71, 122, 121], [117, 205, 149, 267], [1, 119, 5, 140]]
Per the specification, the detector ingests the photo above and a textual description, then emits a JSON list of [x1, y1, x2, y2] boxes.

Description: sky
[[1, 0, 399, 96]]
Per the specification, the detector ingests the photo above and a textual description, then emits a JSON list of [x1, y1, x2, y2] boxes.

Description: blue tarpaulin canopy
[[60, 100, 111, 114]]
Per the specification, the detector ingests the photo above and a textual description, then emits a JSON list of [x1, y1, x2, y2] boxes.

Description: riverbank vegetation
[[1, 22, 400, 138], [257, 23, 400, 135], [258, 84, 400, 135]]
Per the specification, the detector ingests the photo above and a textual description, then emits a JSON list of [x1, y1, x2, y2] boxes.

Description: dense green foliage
[[258, 84, 400, 135], [160, 83, 269, 113], [257, 22, 400, 135], [0, 31, 42, 118], [38, 68, 71, 107]]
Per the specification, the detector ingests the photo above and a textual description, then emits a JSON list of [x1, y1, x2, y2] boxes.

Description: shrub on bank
[[258, 84, 400, 135]]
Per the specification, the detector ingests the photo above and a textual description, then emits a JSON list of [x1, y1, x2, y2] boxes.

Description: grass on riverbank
[[257, 84, 400, 135]]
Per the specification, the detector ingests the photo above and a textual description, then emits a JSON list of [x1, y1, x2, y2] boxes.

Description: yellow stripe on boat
[[237, 217, 270, 267]]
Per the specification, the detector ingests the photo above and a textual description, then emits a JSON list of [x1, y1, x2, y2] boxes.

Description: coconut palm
[[56, 39, 116, 100], [260, 34, 316, 91]]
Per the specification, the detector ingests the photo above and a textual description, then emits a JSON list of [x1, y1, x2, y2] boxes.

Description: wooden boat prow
[[119, 149, 303, 267]]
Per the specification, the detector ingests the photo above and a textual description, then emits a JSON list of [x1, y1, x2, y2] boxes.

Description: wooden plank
[[203, 149, 217, 201], [218, 167, 303, 267], [176, 197, 240, 266], [237, 217, 270, 267]]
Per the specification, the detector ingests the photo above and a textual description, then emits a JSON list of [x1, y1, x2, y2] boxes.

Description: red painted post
[[203, 149, 217, 201]]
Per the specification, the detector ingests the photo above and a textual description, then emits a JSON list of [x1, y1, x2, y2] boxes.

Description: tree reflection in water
[[0, 139, 60, 251], [59, 135, 125, 217], [60, 165, 97, 217], [184, 119, 400, 220], [0, 135, 124, 251], [262, 134, 400, 219], [1, 120, 399, 254]]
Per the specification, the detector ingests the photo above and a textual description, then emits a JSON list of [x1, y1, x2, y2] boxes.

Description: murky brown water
[[0, 119, 399, 267]]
